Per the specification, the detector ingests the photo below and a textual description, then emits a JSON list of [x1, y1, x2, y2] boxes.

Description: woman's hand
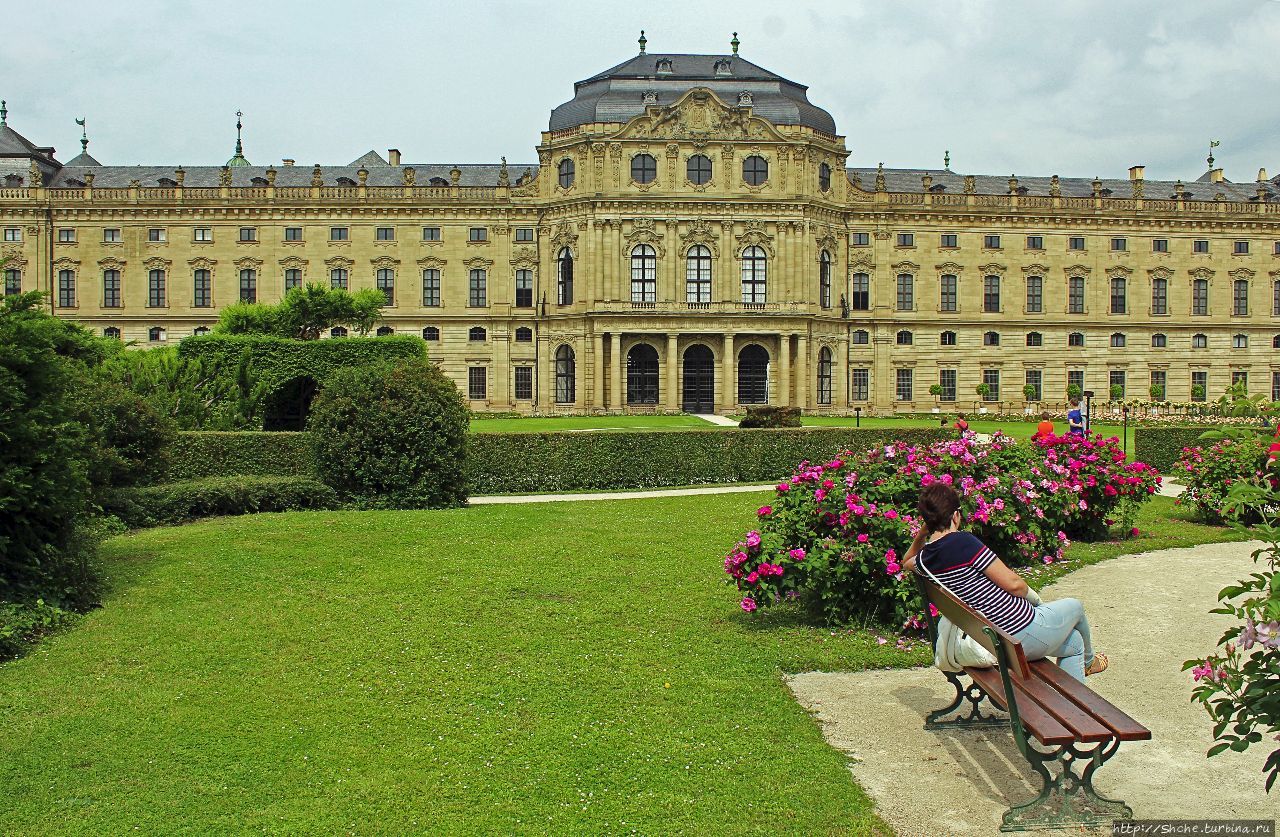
[[902, 527, 929, 571]]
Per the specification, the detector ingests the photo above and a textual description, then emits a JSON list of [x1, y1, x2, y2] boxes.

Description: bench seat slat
[[964, 665, 1076, 746], [1013, 674, 1113, 742], [1030, 660, 1152, 742]]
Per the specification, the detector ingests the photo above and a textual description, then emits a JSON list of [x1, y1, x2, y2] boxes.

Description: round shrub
[[77, 374, 176, 491], [307, 360, 468, 508]]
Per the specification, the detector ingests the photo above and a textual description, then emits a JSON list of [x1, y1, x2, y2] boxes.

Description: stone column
[[666, 332, 679, 411], [593, 331, 605, 410], [721, 332, 735, 413], [796, 332, 809, 410], [778, 333, 791, 407], [838, 333, 851, 409], [611, 331, 623, 411], [720, 221, 735, 304], [536, 330, 551, 410]]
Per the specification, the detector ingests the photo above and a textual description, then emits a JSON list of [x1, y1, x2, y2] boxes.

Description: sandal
[[1085, 652, 1110, 677]]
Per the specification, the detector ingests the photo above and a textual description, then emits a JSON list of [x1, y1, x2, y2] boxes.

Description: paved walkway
[[694, 413, 740, 427], [787, 540, 1272, 835]]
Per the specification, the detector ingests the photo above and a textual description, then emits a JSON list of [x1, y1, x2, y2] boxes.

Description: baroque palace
[[2, 37, 1279, 414]]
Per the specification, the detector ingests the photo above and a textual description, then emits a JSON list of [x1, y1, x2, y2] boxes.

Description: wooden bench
[[914, 572, 1151, 832]]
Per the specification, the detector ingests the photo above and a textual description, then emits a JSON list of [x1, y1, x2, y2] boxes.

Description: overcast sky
[[6, 0, 1278, 182]]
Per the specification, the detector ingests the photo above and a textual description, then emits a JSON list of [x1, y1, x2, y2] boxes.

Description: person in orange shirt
[[1033, 411, 1055, 440]]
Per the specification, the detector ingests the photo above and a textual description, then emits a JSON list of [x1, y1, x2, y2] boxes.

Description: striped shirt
[[917, 531, 1035, 634]]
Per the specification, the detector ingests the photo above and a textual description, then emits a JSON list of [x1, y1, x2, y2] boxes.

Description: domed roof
[[550, 52, 837, 134]]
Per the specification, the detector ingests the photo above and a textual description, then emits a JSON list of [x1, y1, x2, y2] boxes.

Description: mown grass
[[800, 414, 1138, 451], [469, 414, 717, 434]]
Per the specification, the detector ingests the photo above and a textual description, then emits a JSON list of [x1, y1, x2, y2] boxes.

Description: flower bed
[[724, 432, 1160, 626], [1175, 434, 1272, 523]]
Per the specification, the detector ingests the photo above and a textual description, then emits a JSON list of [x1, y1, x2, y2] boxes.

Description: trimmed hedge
[[162, 431, 316, 481], [177, 334, 426, 393], [106, 475, 339, 528], [464, 427, 953, 494], [1133, 426, 1220, 473], [738, 406, 802, 428]]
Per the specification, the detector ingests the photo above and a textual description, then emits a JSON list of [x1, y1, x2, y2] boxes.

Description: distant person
[[1067, 399, 1085, 436], [954, 413, 969, 433], [1034, 411, 1054, 440]]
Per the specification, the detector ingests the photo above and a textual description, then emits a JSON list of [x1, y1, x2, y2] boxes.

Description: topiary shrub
[[307, 360, 468, 508], [739, 406, 802, 428], [77, 375, 176, 490], [104, 475, 339, 528], [162, 431, 316, 481], [1134, 426, 1221, 473]]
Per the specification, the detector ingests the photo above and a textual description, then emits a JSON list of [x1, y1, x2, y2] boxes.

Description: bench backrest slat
[[915, 572, 1032, 681]]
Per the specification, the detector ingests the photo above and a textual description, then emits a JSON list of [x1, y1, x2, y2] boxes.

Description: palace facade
[[2, 44, 1278, 413]]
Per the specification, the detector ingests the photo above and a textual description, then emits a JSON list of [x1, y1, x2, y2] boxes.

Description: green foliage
[[1110, 384, 1124, 401], [1134, 426, 1232, 472], [1175, 434, 1271, 523], [98, 344, 268, 430], [975, 382, 991, 398], [308, 360, 469, 508], [104, 476, 339, 528], [1067, 383, 1083, 400], [0, 598, 80, 661], [1150, 384, 1166, 401], [162, 431, 316, 481], [738, 406, 802, 428], [1215, 382, 1275, 418], [76, 374, 176, 490], [215, 284, 384, 339], [928, 384, 943, 398], [1022, 383, 1037, 401], [1192, 384, 1207, 401], [465, 427, 952, 494]]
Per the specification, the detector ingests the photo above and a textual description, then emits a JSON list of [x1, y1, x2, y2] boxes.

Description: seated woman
[[903, 482, 1108, 682]]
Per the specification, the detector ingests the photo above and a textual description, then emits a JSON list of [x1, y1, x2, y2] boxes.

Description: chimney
[[1128, 165, 1145, 181], [282, 159, 295, 166], [1209, 168, 1224, 183], [1258, 168, 1268, 182], [388, 149, 401, 166]]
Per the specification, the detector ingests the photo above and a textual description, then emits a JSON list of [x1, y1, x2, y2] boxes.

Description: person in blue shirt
[[1067, 399, 1085, 435]]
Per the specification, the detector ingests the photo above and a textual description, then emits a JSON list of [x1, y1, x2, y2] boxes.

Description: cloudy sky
[[7, 0, 1278, 182]]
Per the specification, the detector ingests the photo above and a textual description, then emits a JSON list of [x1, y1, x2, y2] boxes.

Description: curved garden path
[[787, 539, 1273, 836]]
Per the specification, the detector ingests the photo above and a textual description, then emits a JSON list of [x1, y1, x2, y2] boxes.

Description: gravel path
[[787, 540, 1274, 836]]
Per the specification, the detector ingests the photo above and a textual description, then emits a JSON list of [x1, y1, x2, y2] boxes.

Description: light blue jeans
[[1013, 598, 1095, 682]]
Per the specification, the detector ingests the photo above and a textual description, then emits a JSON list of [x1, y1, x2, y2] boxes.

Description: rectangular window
[[896, 274, 913, 311], [330, 227, 348, 241], [1110, 277, 1126, 314], [1068, 276, 1085, 313], [1150, 370, 1167, 400], [1151, 278, 1168, 315], [147, 269, 166, 307], [514, 366, 533, 400], [1273, 371, 1280, 404], [194, 269, 211, 307], [422, 226, 441, 242], [3, 228, 21, 242], [57, 270, 76, 307], [330, 268, 348, 290], [851, 232, 870, 246], [1068, 369, 1085, 394], [1193, 239, 1209, 254], [468, 367, 487, 400], [1191, 371, 1208, 401], [284, 269, 302, 291], [468, 269, 487, 307], [104, 228, 122, 243], [850, 273, 870, 311], [284, 227, 303, 241], [939, 274, 957, 312], [1110, 237, 1126, 251], [1233, 240, 1249, 255], [1109, 370, 1126, 399], [239, 227, 257, 242], [938, 369, 957, 402], [148, 228, 166, 242], [1068, 236, 1085, 251], [377, 268, 395, 305], [851, 369, 869, 401], [193, 227, 212, 242], [103, 269, 121, 307], [896, 232, 914, 247], [1233, 280, 1248, 316], [1152, 238, 1168, 253], [468, 227, 487, 242], [58, 228, 76, 243], [984, 234, 1001, 249], [940, 233, 958, 248], [895, 368, 913, 402], [239, 269, 257, 303], [1232, 370, 1247, 390], [515, 227, 534, 242], [1274, 280, 1280, 316], [983, 275, 1000, 312], [1026, 276, 1043, 313], [1192, 280, 1209, 316], [1025, 370, 1042, 402], [3, 268, 21, 295], [515, 269, 533, 308], [376, 226, 395, 241], [1026, 235, 1044, 250], [422, 269, 441, 306], [982, 369, 1000, 401]]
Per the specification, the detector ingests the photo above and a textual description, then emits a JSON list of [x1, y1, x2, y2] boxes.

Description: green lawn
[[0, 493, 1241, 833], [800, 414, 1138, 453], [469, 414, 717, 433]]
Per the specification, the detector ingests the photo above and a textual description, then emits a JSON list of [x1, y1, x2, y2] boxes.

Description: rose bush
[[726, 432, 1160, 626], [1176, 434, 1272, 524]]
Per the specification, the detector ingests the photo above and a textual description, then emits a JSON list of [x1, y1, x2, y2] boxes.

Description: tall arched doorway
[[682, 344, 714, 413], [263, 375, 320, 431], [626, 344, 659, 405], [738, 344, 770, 404]]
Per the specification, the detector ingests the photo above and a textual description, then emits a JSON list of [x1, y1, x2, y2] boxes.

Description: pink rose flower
[[757, 505, 772, 516], [741, 596, 757, 613], [856, 533, 869, 544]]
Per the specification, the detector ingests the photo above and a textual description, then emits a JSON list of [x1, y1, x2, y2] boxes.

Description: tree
[[98, 343, 267, 430], [975, 382, 991, 400], [1150, 384, 1165, 402], [1067, 383, 1083, 401], [349, 288, 387, 337], [214, 284, 384, 340], [928, 383, 943, 404], [1023, 383, 1038, 402], [1110, 384, 1124, 401]]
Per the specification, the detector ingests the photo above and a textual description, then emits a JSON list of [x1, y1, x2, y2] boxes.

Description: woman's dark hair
[[918, 482, 961, 534]]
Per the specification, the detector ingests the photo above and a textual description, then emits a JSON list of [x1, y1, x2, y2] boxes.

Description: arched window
[[896, 330, 913, 346], [1068, 332, 1085, 347], [428, 177, 449, 187], [557, 158, 575, 188], [193, 326, 210, 336], [1192, 333, 1208, 348], [687, 154, 712, 185], [104, 326, 121, 339], [940, 331, 957, 346], [469, 326, 487, 342], [1026, 332, 1043, 347], [1232, 333, 1248, 349], [818, 162, 832, 192], [1151, 333, 1167, 348], [555, 345, 576, 404], [630, 244, 657, 303], [158, 177, 178, 187], [686, 245, 711, 304], [818, 250, 832, 309], [336, 177, 357, 186], [626, 343, 659, 404], [422, 326, 440, 341], [330, 326, 348, 338], [983, 331, 1000, 346], [742, 155, 769, 186], [740, 245, 767, 305], [737, 344, 769, 404], [148, 326, 166, 342], [557, 248, 573, 305], [376, 326, 394, 337], [817, 346, 833, 405], [631, 153, 657, 184], [1110, 332, 1126, 348], [515, 326, 533, 342], [1272, 334, 1280, 349], [250, 177, 268, 187]]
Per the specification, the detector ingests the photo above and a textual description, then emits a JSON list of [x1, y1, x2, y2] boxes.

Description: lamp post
[[854, 406, 861, 428], [1122, 405, 1130, 456]]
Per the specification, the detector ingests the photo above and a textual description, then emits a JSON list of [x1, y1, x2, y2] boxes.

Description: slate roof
[[349, 149, 389, 166], [0, 124, 57, 160], [846, 167, 1279, 202], [46, 162, 539, 189], [63, 151, 102, 166], [550, 52, 838, 134]]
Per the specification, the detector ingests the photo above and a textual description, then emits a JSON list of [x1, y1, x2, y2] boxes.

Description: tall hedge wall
[[1133, 426, 1219, 473], [160, 427, 952, 494], [177, 334, 426, 393]]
